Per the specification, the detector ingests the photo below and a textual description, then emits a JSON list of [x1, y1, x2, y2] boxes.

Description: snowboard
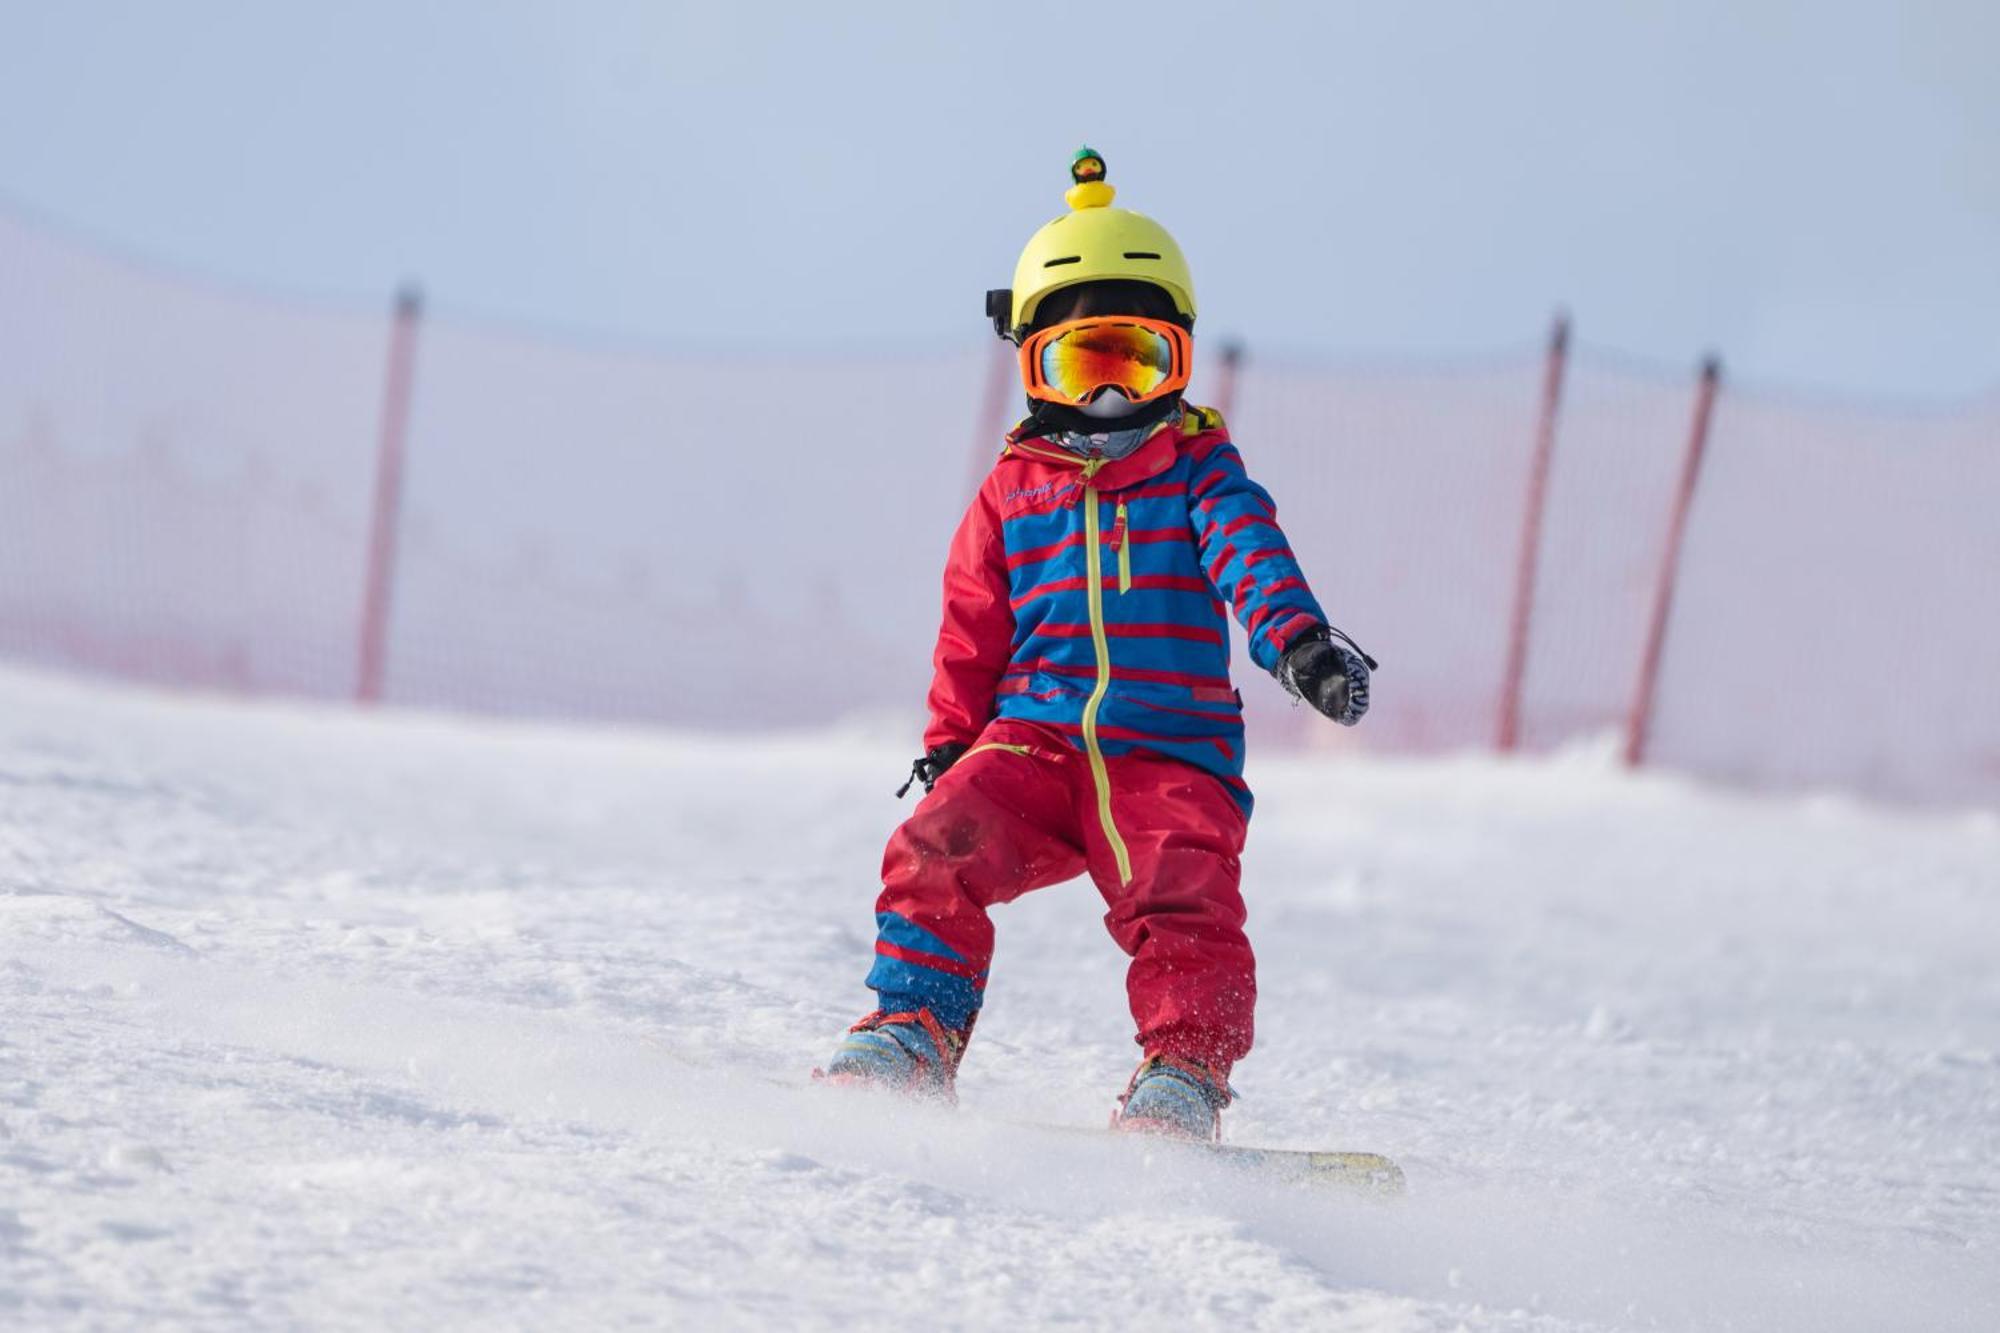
[[1065, 1126, 1405, 1196], [1199, 1143, 1405, 1195]]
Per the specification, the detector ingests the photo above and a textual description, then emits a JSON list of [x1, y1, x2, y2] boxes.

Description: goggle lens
[[1040, 323, 1172, 400], [1022, 317, 1190, 408]]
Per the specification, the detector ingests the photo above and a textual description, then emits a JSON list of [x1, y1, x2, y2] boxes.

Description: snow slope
[[1, 664, 1995, 1331]]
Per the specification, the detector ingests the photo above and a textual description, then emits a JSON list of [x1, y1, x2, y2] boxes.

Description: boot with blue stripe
[[818, 1008, 968, 1103], [1111, 1054, 1232, 1141]]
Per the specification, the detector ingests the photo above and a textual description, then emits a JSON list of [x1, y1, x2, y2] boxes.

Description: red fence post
[[1212, 340, 1245, 420], [1624, 354, 1722, 767], [356, 284, 423, 705], [1496, 311, 1571, 752]]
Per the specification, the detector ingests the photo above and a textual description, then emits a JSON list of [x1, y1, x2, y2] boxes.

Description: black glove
[[1276, 624, 1376, 726], [895, 741, 969, 798]]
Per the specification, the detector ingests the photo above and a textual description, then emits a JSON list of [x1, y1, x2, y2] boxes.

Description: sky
[[1, 1, 1995, 399]]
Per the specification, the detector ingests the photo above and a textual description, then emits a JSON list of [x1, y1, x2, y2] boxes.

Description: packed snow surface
[[1, 665, 1995, 1331]]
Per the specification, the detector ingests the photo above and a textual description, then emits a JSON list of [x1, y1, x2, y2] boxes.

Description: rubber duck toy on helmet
[[984, 147, 1199, 452]]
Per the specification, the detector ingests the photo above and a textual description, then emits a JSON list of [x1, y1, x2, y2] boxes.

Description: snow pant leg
[[867, 723, 1087, 1031], [1081, 751, 1254, 1076]]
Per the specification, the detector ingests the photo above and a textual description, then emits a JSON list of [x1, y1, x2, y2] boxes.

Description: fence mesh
[[1226, 357, 1543, 754], [1649, 387, 2000, 803], [2, 207, 1994, 807], [0, 209, 381, 697], [386, 319, 981, 727], [1515, 354, 1707, 751]]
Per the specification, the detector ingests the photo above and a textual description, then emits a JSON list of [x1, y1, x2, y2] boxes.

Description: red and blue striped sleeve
[[1188, 440, 1328, 674], [924, 480, 1014, 751]]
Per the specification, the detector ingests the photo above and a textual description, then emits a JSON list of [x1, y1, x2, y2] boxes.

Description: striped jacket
[[925, 405, 1327, 824]]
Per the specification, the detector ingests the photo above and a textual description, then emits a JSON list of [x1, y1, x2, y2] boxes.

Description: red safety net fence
[[3, 207, 1996, 807]]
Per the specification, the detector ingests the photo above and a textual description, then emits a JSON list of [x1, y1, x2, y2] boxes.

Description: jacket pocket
[[963, 740, 1062, 763], [1110, 501, 1132, 594]]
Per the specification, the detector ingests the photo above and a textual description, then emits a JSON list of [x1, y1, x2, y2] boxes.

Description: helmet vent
[[1123, 251, 1162, 260], [1042, 256, 1082, 267]]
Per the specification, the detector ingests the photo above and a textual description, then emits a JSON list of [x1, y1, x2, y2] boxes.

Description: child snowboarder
[[823, 147, 1374, 1140]]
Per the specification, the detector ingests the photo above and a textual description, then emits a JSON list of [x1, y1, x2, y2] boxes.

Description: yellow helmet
[[985, 147, 1197, 343]]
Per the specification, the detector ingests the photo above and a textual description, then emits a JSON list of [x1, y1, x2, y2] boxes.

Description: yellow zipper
[[1113, 500, 1132, 594], [1080, 465, 1134, 886]]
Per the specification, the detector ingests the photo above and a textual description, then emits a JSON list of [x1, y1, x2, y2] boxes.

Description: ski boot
[[817, 1008, 968, 1103], [1111, 1054, 1232, 1141]]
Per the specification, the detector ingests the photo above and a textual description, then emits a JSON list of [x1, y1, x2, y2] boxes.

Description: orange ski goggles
[[1019, 316, 1193, 409]]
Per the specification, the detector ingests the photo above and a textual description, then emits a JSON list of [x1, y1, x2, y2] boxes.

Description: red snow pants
[[867, 718, 1255, 1075]]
